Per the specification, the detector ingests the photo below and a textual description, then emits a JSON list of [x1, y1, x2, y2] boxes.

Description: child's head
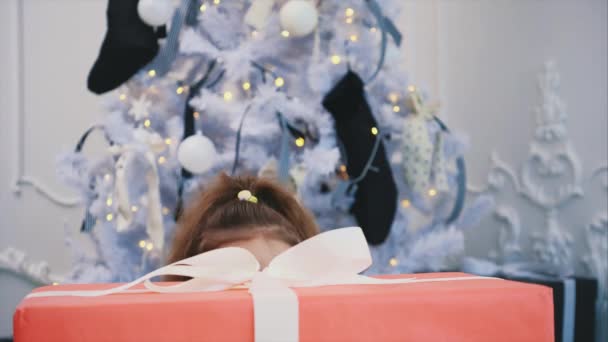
[[166, 173, 319, 279]]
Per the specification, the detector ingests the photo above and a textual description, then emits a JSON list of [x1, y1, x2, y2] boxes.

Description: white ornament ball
[[137, 0, 174, 27], [279, 0, 318, 38], [177, 132, 217, 174]]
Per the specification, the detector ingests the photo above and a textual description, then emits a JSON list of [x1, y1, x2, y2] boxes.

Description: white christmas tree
[[58, 0, 492, 283]]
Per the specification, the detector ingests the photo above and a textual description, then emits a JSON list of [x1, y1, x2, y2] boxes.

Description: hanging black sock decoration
[[322, 70, 398, 245], [87, 0, 165, 94]]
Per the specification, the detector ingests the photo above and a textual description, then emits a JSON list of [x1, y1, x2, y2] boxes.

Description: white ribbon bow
[[28, 228, 493, 342]]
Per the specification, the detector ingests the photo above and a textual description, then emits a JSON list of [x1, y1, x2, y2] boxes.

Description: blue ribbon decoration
[[365, 0, 403, 83]]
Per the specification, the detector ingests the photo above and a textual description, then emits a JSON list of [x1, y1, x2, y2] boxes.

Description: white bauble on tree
[[177, 132, 217, 174], [279, 0, 318, 37], [137, 0, 174, 27]]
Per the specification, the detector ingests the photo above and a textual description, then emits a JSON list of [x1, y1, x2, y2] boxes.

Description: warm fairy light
[[223, 91, 233, 101], [162, 207, 170, 215], [193, 111, 200, 119], [131, 205, 139, 212], [408, 85, 417, 92], [144, 119, 151, 127], [274, 77, 285, 87], [371, 126, 379, 135], [331, 55, 341, 65], [158, 156, 166, 164], [281, 30, 290, 38], [345, 8, 355, 17], [389, 258, 399, 267], [176, 86, 185, 94], [393, 105, 401, 113], [148, 69, 156, 77], [345, 17, 353, 24], [213, 0, 220, 5], [370, 27, 377, 33], [349, 34, 358, 42], [146, 242, 154, 251], [139, 240, 146, 248], [106, 213, 114, 221], [242, 82, 251, 90], [339, 164, 347, 172], [428, 188, 438, 197], [401, 199, 411, 208], [106, 197, 113, 206], [200, 3, 207, 12], [52, 282, 59, 286], [119, 93, 127, 101], [388, 92, 399, 103], [165, 138, 172, 145], [295, 137, 305, 147], [104, 174, 112, 182], [251, 30, 258, 37]]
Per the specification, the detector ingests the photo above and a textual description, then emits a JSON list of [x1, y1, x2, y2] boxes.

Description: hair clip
[[237, 190, 258, 204]]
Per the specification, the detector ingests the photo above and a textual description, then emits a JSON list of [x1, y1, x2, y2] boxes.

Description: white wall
[[1, 0, 606, 338]]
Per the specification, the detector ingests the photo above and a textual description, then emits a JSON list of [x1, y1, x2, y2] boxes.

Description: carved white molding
[[468, 61, 608, 277], [10, 0, 80, 208], [0, 247, 63, 285]]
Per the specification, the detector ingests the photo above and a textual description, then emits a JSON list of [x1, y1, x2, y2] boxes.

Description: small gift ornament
[[402, 88, 449, 195]]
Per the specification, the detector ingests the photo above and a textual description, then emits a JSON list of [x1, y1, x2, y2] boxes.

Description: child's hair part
[[165, 173, 319, 277]]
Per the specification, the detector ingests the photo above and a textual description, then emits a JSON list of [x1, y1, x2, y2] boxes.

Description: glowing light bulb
[[223, 91, 233, 101], [200, 3, 207, 12], [176, 86, 185, 94], [274, 77, 285, 87], [165, 138, 172, 145], [281, 30, 290, 38], [139, 240, 146, 248], [144, 119, 151, 127], [345, 17, 353, 24], [401, 199, 411, 208], [389, 258, 399, 267], [242, 82, 251, 90], [131, 205, 138, 212], [371, 127, 379, 135], [52, 282, 59, 286], [370, 27, 377, 33], [158, 156, 166, 164], [428, 188, 438, 197], [339, 165, 347, 172], [345, 8, 355, 17], [331, 55, 341, 65], [213, 0, 220, 5], [106, 197, 113, 206], [162, 207, 170, 215], [393, 105, 401, 113], [295, 137, 305, 147], [388, 92, 399, 103], [193, 111, 200, 119], [408, 85, 417, 92], [146, 242, 154, 251], [119, 93, 127, 101], [349, 34, 358, 42], [106, 213, 114, 221], [148, 69, 156, 77]]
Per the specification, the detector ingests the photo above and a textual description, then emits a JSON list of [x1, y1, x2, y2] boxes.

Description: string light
[[144, 119, 151, 127], [193, 111, 200, 119], [176, 86, 185, 94], [408, 85, 416, 92], [146, 242, 154, 251], [119, 93, 127, 101], [242, 81, 251, 90], [388, 92, 400, 103], [331, 55, 341, 64], [389, 258, 399, 267], [131, 205, 139, 212], [345, 17, 353, 24], [106, 197, 113, 206], [281, 30, 290, 38], [165, 138, 172, 145], [104, 174, 112, 182], [428, 188, 438, 197], [251, 30, 258, 38], [295, 137, 305, 147], [52, 282, 59, 286], [345, 8, 355, 17], [393, 105, 401, 113], [401, 199, 411, 208], [147, 69, 156, 77], [339, 164, 347, 172], [274, 77, 285, 87], [139, 240, 146, 248], [223, 91, 233, 101], [106, 213, 114, 221], [200, 3, 207, 12], [370, 27, 377, 33], [162, 207, 170, 215], [158, 156, 166, 164], [371, 126, 379, 135], [349, 34, 358, 42], [213, 0, 220, 5]]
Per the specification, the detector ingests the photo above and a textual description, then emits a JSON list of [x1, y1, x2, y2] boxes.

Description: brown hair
[[165, 173, 319, 280]]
